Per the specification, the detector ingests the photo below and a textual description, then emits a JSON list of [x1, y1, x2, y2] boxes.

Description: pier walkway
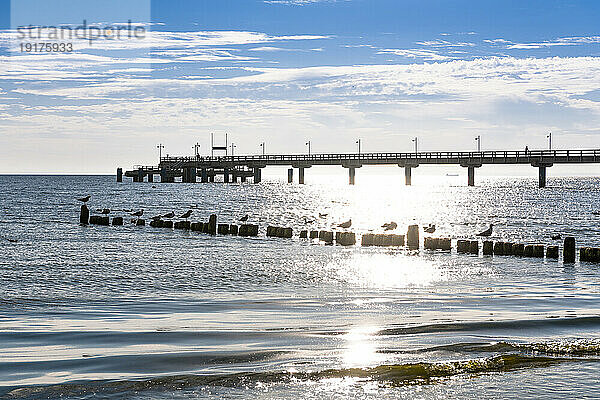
[[121, 148, 600, 187]]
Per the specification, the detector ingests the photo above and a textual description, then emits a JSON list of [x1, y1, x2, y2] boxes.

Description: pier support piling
[[287, 168, 293, 183], [298, 167, 305, 184], [467, 166, 475, 186], [147, 173, 154, 183], [116, 168, 123, 183], [79, 204, 89, 225], [539, 166, 547, 188], [349, 167, 356, 185], [201, 169, 208, 183], [224, 168, 230, 183], [253, 168, 262, 184], [405, 167, 412, 186]]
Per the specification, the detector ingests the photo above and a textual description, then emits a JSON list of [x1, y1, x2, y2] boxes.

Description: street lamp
[[192, 142, 200, 157], [230, 143, 236, 156], [260, 142, 265, 155], [412, 137, 418, 153], [356, 139, 361, 157], [547, 132, 552, 150], [157, 143, 164, 162], [475, 135, 481, 152], [306, 140, 311, 155]]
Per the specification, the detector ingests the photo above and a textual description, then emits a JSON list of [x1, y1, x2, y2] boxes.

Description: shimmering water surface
[[2, 173, 600, 399]]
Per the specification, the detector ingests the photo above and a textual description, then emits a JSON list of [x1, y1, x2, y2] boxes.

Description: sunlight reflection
[[328, 252, 448, 289], [342, 326, 384, 368]]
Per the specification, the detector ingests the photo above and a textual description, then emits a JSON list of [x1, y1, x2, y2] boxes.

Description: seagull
[[319, 213, 328, 218], [77, 195, 91, 203], [382, 222, 397, 231], [239, 215, 249, 222], [131, 209, 144, 217], [338, 219, 352, 229], [476, 224, 493, 237], [162, 211, 175, 219], [180, 210, 192, 220], [551, 234, 561, 240], [424, 224, 436, 234], [385, 222, 398, 231]]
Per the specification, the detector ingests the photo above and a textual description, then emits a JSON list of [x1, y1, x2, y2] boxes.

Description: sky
[[2, 0, 600, 173]]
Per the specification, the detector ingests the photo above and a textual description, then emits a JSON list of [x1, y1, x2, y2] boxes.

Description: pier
[[122, 149, 600, 187]]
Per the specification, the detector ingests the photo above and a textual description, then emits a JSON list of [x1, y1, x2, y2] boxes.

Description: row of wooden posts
[[83, 211, 597, 263]]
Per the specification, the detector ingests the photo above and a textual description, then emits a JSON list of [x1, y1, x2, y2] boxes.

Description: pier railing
[[158, 149, 600, 165]]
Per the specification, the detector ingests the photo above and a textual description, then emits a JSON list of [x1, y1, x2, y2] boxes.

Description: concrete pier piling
[[150, 219, 163, 228], [468, 166, 475, 186], [547, 246, 559, 259], [218, 224, 229, 235], [208, 214, 217, 235], [287, 168, 293, 183], [407, 225, 419, 249], [253, 168, 262, 184], [112, 216, 123, 226], [319, 231, 334, 244], [80, 204, 89, 225], [483, 241, 493, 255], [539, 166, 547, 188], [404, 167, 412, 186], [532, 245, 545, 258], [564, 237, 576, 263], [457, 240, 470, 254], [424, 237, 439, 250], [469, 241, 479, 255], [229, 225, 238, 235], [310, 230, 319, 239], [335, 232, 356, 246], [116, 168, 123, 183], [298, 167, 305, 185], [90, 215, 109, 226], [239, 224, 259, 237], [349, 167, 356, 185], [361, 234, 374, 246], [493, 242, 504, 255], [174, 221, 190, 230], [512, 243, 524, 257]]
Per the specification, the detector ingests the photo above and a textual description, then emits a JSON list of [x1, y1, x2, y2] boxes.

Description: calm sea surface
[[2, 174, 600, 399]]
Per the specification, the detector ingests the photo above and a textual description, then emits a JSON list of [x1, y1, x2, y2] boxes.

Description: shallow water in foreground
[[2, 174, 600, 399]]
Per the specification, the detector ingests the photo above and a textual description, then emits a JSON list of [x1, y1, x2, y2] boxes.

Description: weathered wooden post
[[407, 224, 419, 249], [80, 205, 89, 225], [253, 168, 262, 184], [483, 241, 493, 255], [112, 216, 123, 226], [564, 237, 575, 263], [116, 168, 123, 182], [208, 214, 217, 235], [547, 246, 559, 259]]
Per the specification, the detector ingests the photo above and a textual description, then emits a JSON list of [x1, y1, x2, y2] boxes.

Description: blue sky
[[2, 0, 600, 173]]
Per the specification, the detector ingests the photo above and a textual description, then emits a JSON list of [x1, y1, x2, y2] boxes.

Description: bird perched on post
[[162, 211, 175, 219], [239, 215, 249, 222], [424, 224, 436, 234], [338, 219, 352, 229], [477, 224, 493, 237], [180, 210, 192, 220], [77, 195, 91, 203], [382, 222, 397, 231]]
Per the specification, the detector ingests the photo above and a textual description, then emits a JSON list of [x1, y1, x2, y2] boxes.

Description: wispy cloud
[[377, 48, 452, 61], [508, 36, 600, 49]]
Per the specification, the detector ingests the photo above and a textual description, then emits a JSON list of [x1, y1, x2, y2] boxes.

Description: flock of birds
[[68, 195, 573, 242]]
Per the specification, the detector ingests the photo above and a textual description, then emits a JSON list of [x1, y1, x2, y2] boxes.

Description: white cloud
[[507, 36, 600, 50], [377, 48, 452, 61]]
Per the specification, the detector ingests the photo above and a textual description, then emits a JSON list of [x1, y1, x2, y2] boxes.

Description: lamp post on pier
[[547, 132, 552, 150], [412, 137, 418, 154], [356, 138, 361, 158], [475, 135, 481, 152], [157, 143, 164, 162], [306, 140, 311, 155], [192, 142, 200, 157], [260, 142, 265, 155], [230, 143, 236, 156]]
